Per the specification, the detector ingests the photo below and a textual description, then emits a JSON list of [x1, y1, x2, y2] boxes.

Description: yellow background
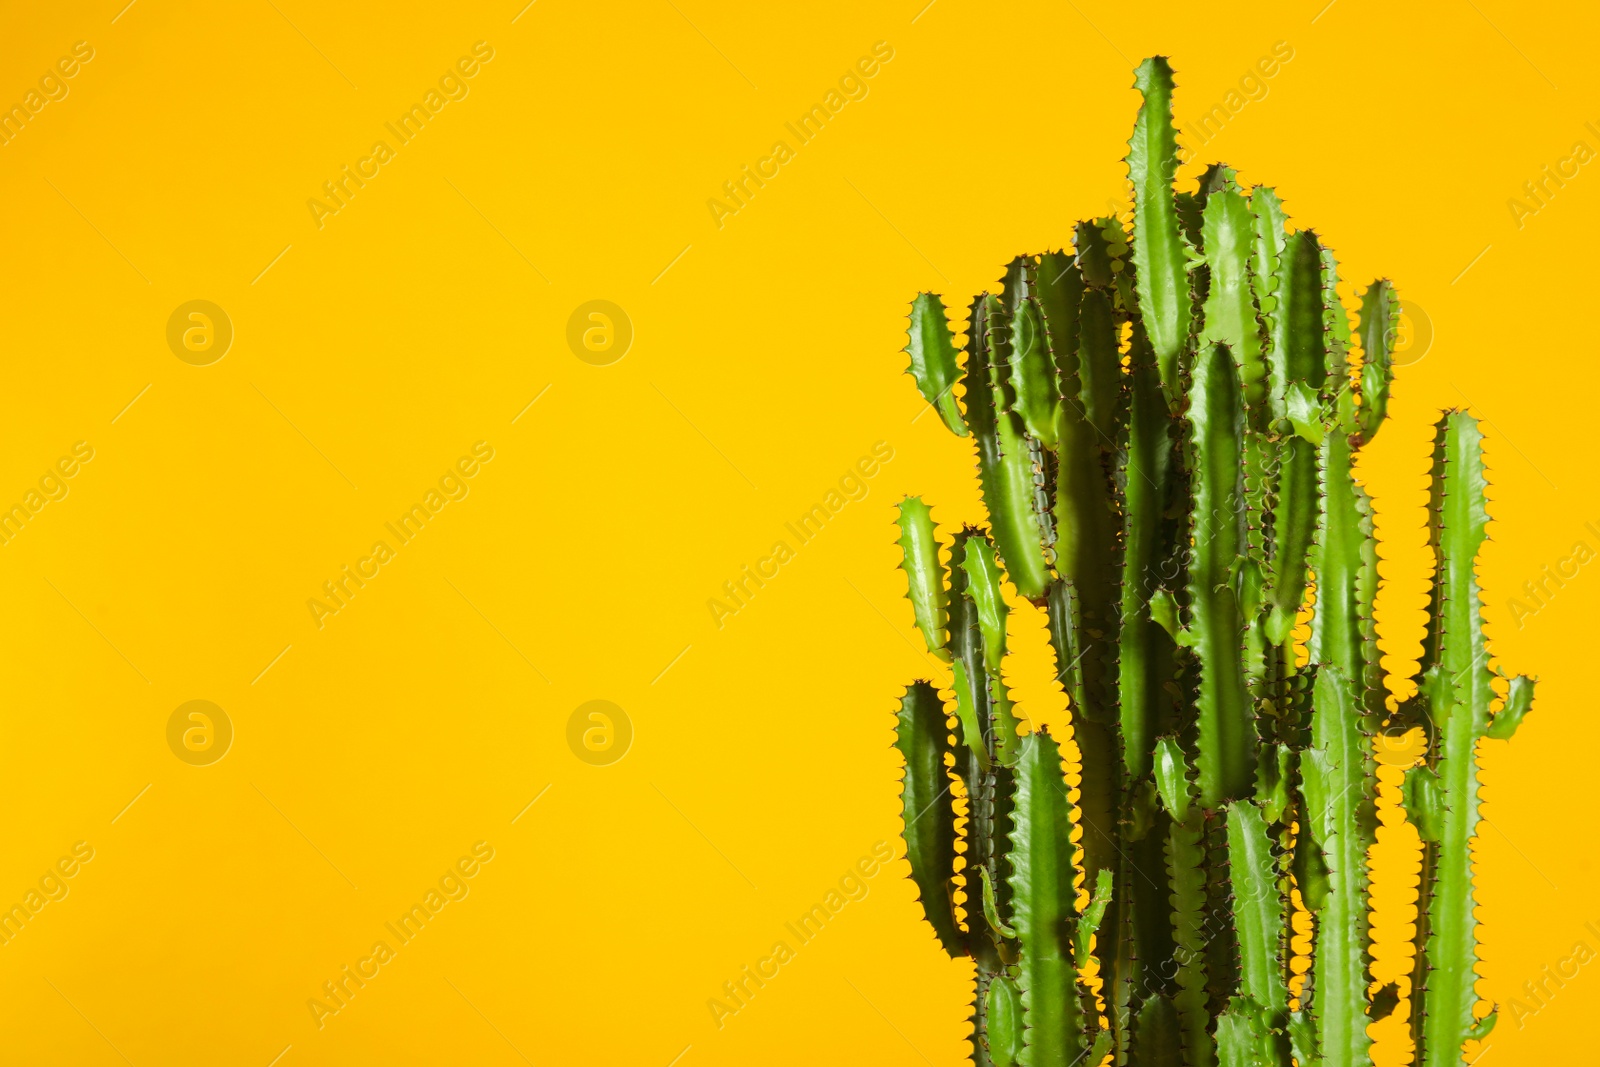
[[0, 0, 1593, 1063]]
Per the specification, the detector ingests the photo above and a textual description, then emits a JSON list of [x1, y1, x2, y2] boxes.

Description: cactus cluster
[[889, 56, 1535, 1067]]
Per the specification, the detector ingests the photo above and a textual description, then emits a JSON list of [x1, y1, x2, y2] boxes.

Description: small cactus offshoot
[[888, 55, 1532, 1067]]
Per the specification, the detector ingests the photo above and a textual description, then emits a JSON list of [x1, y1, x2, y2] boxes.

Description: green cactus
[[885, 55, 1536, 1067]]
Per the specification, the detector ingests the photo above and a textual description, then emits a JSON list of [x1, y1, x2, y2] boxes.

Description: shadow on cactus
[[889, 55, 1535, 1067]]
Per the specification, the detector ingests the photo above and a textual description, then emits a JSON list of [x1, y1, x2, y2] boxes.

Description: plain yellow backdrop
[[0, 0, 1593, 1063]]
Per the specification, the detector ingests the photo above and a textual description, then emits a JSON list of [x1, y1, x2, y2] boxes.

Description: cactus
[[886, 56, 1536, 1067]]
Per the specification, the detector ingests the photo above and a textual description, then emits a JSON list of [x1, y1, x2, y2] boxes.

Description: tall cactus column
[[1409, 414, 1536, 1067]]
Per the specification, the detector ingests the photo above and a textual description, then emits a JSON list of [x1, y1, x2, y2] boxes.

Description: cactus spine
[[888, 56, 1536, 1067]]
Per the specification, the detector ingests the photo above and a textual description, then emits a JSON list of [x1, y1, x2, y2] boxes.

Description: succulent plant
[[889, 55, 1534, 1067]]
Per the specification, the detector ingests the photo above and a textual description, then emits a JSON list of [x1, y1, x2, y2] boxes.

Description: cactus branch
[[895, 681, 963, 955], [1128, 56, 1192, 404], [1008, 729, 1085, 1065]]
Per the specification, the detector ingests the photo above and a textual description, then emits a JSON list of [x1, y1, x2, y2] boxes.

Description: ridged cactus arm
[[967, 296, 1052, 598], [1347, 442, 1386, 714], [948, 532, 991, 752], [1119, 329, 1176, 777], [1154, 738, 1213, 1067], [1075, 869, 1117, 1067], [1074, 218, 1117, 288], [1433, 413, 1495, 725], [1008, 729, 1086, 1066], [1074, 869, 1115, 969], [1414, 424, 1450, 684], [1049, 279, 1121, 722], [1108, 326, 1177, 1059], [1127, 55, 1192, 404], [952, 662, 993, 774], [949, 583, 1010, 1064], [1195, 162, 1239, 202], [1422, 689, 1482, 1067], [1199, 188, 1269, 417], [1199, 184, 1275, 702], [1320, 247, 1353, 381], [1035, 251, 1084, 397], [948, 529, 992, 779], [1262, 228, 1326, 647], [961, 534, 1009, 670], [945, 533, 998, 931], [1175, 192, 1204, 269], [1225, 801, 1288, 1016], [1404, 755, 1441, 1065], [896, 681, 964, 956], [1355, 281, 1397, 443], [1249, 187, 1288, 399], [1133, 996, 1183, 1067], [1072, 222, 1128, 440], [1307, 430, 1368, 685], [1420, 412, 1495, 1067], [908, 293, 970, 436], [962, 534, 1023, 767], [987, 976, 1024, 1066], [1302, 665, 1376, 1067], [1038, 242, 1126, 1012], [897, 496, 953, 661], [1272, 231, 1328, 418], [1003, 258, 1061, 447], [1486, 675, 1536, 740], [1186, 340, 1256, 808], [986, 289, 1060, 565], [1076, 287, 1124, 444], [1264, 435, 1317, 646], [1215, 1000, 1287, 1067], [1153, 737, 1191, 823], [979, 866, 1017, 939], [1037, 250, 1118, 711]]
